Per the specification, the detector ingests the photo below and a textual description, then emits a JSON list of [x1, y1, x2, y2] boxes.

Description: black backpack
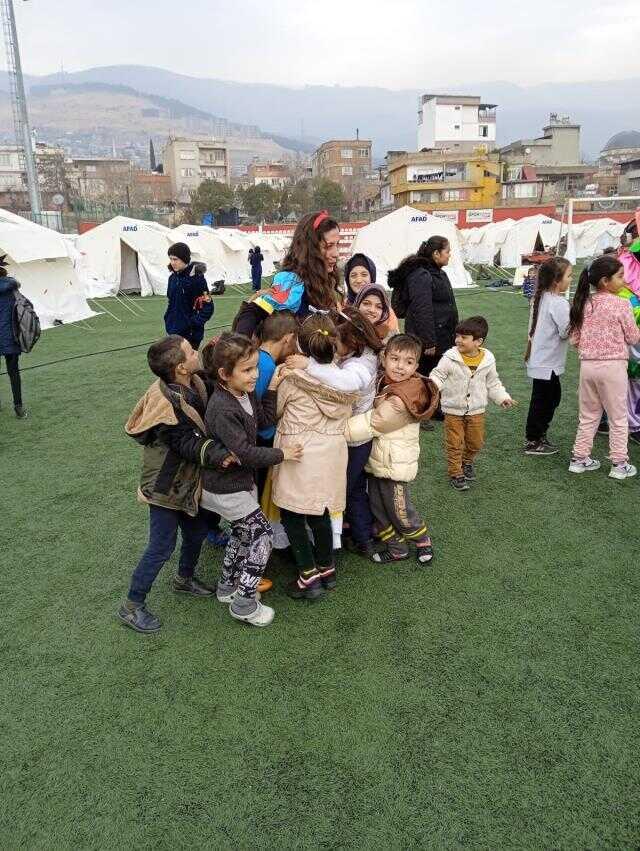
[[13, 291, 41, 353], [388, 268, 410, 319]]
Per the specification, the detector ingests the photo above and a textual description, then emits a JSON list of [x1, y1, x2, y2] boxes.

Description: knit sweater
[[571, 292, 640, 361]]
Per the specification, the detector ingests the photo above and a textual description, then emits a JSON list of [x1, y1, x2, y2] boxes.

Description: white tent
[[168, 225, 250, 285], [460, 219, 516, 264], [0, 209, 95, 329], [349, 205, 472, 289], [75, 216, 173, 297], [498, 214, 566, 268], [565, 218, 624, 263]]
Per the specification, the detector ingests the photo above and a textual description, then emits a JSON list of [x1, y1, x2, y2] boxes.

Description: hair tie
[[313, 328, 329, 337], [313, 210, 330, 230]]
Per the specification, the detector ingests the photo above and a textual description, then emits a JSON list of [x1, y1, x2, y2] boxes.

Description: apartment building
[[312, 139, 373, 205], [247, 161, 290, 188], [67, 157, 133, 200], [163, 137, 230, 202], [386, 149, 501, 212], [417, 95, 497, 153]]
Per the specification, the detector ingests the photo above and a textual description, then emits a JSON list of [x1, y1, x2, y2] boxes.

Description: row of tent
[[0, 209, 290, 329], [459, 214, 625, 267]]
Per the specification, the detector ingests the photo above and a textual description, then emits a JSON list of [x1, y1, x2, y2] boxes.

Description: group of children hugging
[[116, 207, 640, 635], [117, 210, 516, 633]]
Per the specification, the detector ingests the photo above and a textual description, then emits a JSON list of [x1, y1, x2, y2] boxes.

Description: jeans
[[127, 505, 212, 604], [345, 441, 373, 545], [525, 372, 562, 441], [3, 354, 22, 407]]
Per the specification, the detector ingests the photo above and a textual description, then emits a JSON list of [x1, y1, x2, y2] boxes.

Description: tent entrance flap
[[120, 241, 141, 294]]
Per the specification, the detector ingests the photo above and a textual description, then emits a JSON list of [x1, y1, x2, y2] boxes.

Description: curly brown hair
[[335, 306, 384, 356], [281, 211, 341, 310]]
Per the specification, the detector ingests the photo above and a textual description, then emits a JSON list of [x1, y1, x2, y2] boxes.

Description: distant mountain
[[1, 65, 639, 160]]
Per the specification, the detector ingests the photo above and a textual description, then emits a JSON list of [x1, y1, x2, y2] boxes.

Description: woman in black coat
[[388, 235, 459, 376], [0, 259, 26, 418]]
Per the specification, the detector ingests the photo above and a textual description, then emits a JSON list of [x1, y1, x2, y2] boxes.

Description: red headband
[[313, 210, 330, 230]]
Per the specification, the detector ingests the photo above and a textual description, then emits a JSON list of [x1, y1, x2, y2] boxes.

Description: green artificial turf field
[[1, 284, 638, 849]]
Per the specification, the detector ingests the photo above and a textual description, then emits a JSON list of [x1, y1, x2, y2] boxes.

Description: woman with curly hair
[[232, 210, 342, 338]]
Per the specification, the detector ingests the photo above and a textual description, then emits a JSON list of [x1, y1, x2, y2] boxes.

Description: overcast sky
[[12, 0, 640, 88]]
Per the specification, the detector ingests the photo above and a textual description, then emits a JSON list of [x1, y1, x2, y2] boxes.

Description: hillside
[[0, 82, 313, 171], [2, 66, 639, 159]]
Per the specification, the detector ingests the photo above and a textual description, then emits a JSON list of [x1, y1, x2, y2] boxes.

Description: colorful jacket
[[618, 286, 640, 378]]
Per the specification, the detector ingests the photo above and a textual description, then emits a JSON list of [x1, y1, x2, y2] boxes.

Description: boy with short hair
[[117, 335, 232, 634], [345, 333, 439, 565], [429, 316, 514, 491]]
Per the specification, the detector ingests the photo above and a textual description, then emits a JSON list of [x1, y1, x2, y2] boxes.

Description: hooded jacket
[[354, 284, 399, 341], [388, 257, 458, 352], [0, 276, 20, 355], [271, 370, 357, 514], [345, 374, 439, 482], [125, 375, 229, 516], [428, 347, 511, 416], [164, 261, 209, 338]]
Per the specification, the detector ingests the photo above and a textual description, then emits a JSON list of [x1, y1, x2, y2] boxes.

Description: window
[[0, 154, 12, 166], [358, 148, 369, 157], [180, 168, 195, 177], [341, 149, 353, 158], [85, 165, 97, 173], [180, 151, 196, 160], [454, 125, 460, 130], [454, 105, 461, 111], [514, 183, 537, 199], [479, 125, 489, 138], [342, 166, 353, 176], [441, 189, 466, 201]]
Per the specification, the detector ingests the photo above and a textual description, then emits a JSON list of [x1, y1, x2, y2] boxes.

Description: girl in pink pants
[[568, 255, 640, 480]]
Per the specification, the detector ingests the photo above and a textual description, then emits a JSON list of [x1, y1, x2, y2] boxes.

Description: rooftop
[[603, 130, 640, 152]]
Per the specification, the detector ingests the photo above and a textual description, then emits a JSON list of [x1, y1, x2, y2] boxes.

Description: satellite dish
[[597, 198, 615, 210], [52, 193, 64, 206]]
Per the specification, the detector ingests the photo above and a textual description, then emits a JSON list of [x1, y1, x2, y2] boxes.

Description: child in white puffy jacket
[[429, 315, 514, 491], [345, 333, 439, 565]]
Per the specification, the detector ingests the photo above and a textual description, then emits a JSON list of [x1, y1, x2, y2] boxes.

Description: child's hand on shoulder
[[285, 354, 309, 371], [221, 451, 240, 468], [283, 443, 304, 462], [501, 397, 517, 409], [388, 395, 407, 414], [268, 364, 288, 390]]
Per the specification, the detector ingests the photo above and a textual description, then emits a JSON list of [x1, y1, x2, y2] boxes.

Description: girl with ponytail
[[523, 257, 572, 455], [568, 255, 640, 480]]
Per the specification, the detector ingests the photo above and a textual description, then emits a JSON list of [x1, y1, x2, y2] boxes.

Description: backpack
[[210, 278, 226, 295], [388, 270, 410, 319], [12, 291, 41, 353]]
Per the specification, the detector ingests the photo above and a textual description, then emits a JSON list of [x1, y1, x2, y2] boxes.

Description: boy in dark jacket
[[164, 242, 211, 350], [117, 335, 232, 634]]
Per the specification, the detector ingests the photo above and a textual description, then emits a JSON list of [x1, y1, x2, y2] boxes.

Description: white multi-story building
[[417, 94, 497, 153], [163, 137, 230, 203]]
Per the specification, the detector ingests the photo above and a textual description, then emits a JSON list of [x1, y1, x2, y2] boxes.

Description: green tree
[[289, 179, 313, 217], [277, 187, 292, 220], [190, 180, 235, 223], [312, 178, 345, 218], [243, 183, 278, 220]]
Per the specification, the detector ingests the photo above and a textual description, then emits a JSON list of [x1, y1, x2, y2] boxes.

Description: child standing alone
[[429, 316, 515, 491], [568, 255, 640, 480], [524, 257, 572, 456]]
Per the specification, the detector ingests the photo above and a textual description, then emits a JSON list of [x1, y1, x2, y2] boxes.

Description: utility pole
[[1, 0, 41, 216]]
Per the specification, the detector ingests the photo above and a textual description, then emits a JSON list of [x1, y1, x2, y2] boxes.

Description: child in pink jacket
[[569, 255, 640, 480]]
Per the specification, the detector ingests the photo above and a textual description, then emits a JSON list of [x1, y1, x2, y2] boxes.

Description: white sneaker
[[568, 457, 601, 474], [229, 600, 274, 627], [609, 462, 637, 480]]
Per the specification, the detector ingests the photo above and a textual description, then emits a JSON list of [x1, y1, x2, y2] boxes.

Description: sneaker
[[462, 462, 476, 480], [14, 405, 27, 419], [117, 603, 161, 633], [524, 440, 559, 456], [229, 600, 275, 627], [171, 576, 214, 596], [286, 575, 325, 601], [568, 457, 601, 474], [450, 475, 470, 491], [344, 538, 382, 559], [629, 431, 640, 446], [416, 542, 434, 565], [609, 462, 637, 480], [541, 434, 558, 450], [318, 566, 337, 590]]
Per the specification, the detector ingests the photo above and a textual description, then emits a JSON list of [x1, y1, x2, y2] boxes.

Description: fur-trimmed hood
[[125, 375, 208, 438], [285, 368, 358, 419], [378, 373, 439, 422]]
